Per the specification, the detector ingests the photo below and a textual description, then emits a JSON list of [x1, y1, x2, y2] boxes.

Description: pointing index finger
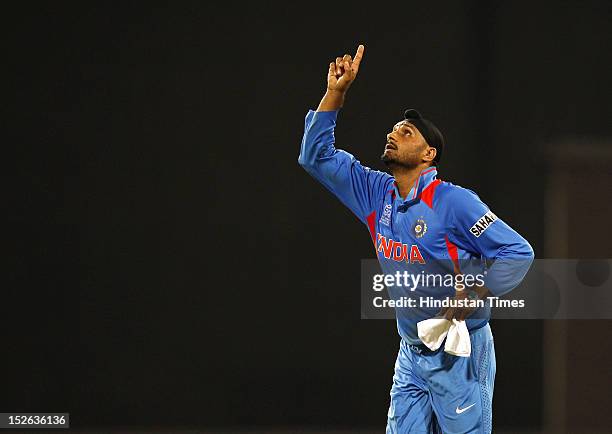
[[352, 44, 365, 69]]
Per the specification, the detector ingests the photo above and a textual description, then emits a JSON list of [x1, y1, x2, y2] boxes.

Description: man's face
[[381, 120, 430, 168]]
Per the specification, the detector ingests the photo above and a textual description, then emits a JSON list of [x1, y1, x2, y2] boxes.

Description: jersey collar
[[393, 166, 438, 211]]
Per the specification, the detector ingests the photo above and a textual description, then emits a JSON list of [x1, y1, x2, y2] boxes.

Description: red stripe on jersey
[[419, 179, 442, 209], [366, 211, 377, 247], [445, 235, 461, 274], [412, 167, 435, 199]]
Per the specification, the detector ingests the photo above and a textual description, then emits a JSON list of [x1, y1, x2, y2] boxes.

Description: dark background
[[5, 1, 611, 432]]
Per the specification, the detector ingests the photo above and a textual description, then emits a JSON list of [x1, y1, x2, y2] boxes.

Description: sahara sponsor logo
[[376, 233, 425, 264], [469, 211, 498, 237]]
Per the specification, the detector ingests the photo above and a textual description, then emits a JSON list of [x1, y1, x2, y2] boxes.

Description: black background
[[5, 1, 611, 431]]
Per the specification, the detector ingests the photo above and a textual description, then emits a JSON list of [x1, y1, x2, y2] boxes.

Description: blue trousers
[[386, 324, 496, 434]]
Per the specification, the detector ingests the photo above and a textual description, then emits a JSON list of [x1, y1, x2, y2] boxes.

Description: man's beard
[[381, 152, 417, 169], [380, 152, 394, 165]]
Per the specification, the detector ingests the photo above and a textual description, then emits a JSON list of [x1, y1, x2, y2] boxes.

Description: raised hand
[[326, 44, 365, 94]]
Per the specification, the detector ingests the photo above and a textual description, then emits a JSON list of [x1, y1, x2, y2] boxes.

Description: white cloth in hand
[[417, 317, 471, 357]]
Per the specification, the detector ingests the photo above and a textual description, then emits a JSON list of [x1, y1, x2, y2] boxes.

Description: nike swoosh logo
[[455, 403, 476, 414]]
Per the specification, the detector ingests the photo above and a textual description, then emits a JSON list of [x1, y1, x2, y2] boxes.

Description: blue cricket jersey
[[298, 109, 535, 345]]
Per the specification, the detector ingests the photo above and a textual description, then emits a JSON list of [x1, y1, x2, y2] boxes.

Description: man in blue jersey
[[298, 45, 534, 434]]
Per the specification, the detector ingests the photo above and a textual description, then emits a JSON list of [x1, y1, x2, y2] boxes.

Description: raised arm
[[298, 45, 391, 225]]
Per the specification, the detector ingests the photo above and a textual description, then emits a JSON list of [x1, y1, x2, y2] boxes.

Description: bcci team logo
[[414, 218, 427, 238]]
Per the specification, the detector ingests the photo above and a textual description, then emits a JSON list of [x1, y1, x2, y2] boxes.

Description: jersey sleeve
[[298, 109, 391, 224], [447, 187, 535, 296]]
